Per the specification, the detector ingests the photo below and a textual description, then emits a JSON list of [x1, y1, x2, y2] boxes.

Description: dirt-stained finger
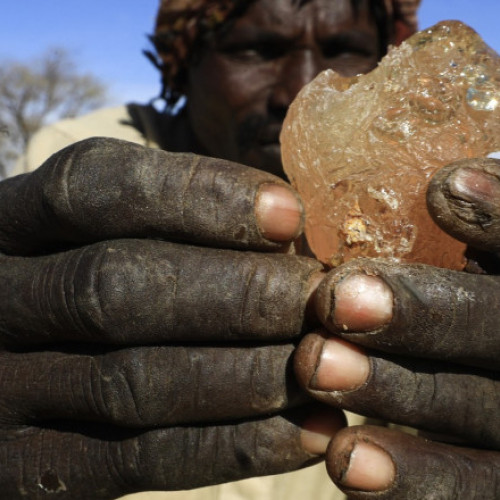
[[0, 410, 323, 500], [0, 344, 309, 427], [0, 137, 303, 256], [315, 259, 500, 369], [326, 426, 500, 500], [295, 332, 500, 449], [0, 239, 323, 347], [427, 157, 500, 253]]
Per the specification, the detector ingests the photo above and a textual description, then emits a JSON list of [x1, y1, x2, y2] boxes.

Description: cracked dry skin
[[281, 21, 500, 269]]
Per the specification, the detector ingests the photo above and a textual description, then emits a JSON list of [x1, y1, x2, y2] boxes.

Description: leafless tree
[[0, 48, 108, 178]]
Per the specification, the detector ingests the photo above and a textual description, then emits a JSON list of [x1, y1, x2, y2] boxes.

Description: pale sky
[[1, 1, 499, 104]]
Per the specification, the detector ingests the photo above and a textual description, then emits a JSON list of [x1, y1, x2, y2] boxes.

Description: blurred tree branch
[[0, 48, 108, 177]]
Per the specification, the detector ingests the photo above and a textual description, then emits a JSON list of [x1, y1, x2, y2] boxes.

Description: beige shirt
[[14, 105, 368, 500], [13, 105, 162, 175]]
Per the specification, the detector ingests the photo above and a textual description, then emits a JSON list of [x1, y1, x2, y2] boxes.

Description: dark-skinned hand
[[0, 137, 345, 500], [295, 158, 500, 499]]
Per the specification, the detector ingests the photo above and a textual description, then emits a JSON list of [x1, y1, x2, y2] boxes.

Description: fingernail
[[311, 338, 370, 392], [255, 184, 304, 242], [334, 274, 393, 332], [301, 409, 346, 456], [335, 441, 395, 492], [448, 167, 500, 204]]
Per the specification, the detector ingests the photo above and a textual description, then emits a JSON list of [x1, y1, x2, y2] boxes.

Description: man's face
[[186, 0, 383, 177]]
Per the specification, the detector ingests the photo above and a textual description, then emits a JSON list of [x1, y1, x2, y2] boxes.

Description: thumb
[[427, 157, 500, 253], [326, 425, 500, 499]]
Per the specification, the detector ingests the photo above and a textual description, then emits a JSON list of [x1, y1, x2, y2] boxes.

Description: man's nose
[[270, 49, 322, 114]]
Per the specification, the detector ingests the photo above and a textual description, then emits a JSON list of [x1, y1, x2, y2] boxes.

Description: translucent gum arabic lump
[[281, 21, 500, 270]]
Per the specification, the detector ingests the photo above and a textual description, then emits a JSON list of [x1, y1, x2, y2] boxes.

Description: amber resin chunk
[[281, 21, 500, 270]]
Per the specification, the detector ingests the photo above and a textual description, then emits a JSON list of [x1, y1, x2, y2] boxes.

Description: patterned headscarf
[[149, 0, 421, 100], [149, 0, 249, 99]]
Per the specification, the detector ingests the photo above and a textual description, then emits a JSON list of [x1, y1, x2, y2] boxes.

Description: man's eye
[[221, 43, 286, 61], [322, 42, 375, 60]]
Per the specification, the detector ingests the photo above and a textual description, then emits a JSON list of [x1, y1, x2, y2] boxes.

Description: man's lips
[[257, 124, 283, 163]]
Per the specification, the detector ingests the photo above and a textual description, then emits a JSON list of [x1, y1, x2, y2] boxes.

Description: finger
[[0, 239, 323, 347], [0, 345, 305, 427], [325, 426, 500, 500], [0, 137, 303, 255], [314, 259, 500, 369], [427, 157, 500, 253], [1, 408, 345, 499], [295, 333, 500, 448]]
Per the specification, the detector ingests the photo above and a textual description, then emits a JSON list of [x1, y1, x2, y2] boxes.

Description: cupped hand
[[0, 138, 344, 499], [294, 158, 500, 499]]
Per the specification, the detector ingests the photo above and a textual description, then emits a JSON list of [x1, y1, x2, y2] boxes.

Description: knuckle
[[161, 153, 268, 247], [92, 351, 150, 427], [161, 153, 220, 238], [39, 137, 154, 233], [70, 240, 165, 343], [39, 138, 108, 223], [247, 346, 291, 412], [56, 243, 111, 341], [8, 243, 112, 344], [59, 239, 179, 345], [73, 241, 176, 344], [104, 438, 143, 492]]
